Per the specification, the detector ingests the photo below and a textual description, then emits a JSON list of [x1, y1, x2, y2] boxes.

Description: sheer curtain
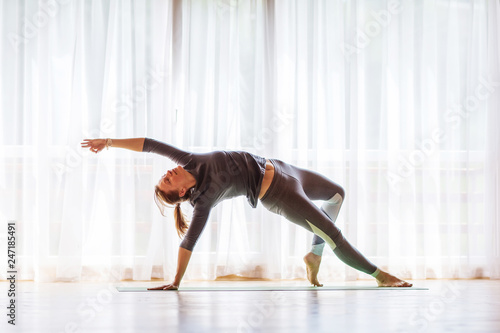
[[1, 0, 498, 283]]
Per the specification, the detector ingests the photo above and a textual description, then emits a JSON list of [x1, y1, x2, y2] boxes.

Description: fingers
[[80, 139, 94, 148], [80, 139, 102, 153], [163, 285, 177, 290], [147, 286, 166, 290], [87, 147, 99, 154], [147, 284, 178, 290]]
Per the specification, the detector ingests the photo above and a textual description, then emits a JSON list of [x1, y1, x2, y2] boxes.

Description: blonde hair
[[154, 185, 191, 238]]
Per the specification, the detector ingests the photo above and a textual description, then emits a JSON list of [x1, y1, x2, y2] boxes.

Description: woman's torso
[[185, 150, 268, 209]]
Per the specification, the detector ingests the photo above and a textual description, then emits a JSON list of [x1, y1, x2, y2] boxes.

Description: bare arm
[[174, 247, 192, 286], [81, 138, 145, 153], [148, 247, 192, 290], [148, 206, 210, 290]]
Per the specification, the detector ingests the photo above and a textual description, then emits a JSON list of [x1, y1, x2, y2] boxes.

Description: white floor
[[1, 279, 500, 332]]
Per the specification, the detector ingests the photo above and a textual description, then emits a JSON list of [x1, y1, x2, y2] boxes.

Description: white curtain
[[1, 0, 499, 282]]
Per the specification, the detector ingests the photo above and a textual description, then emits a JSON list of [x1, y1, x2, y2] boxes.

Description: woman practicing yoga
[[81, 137, 412, 289]]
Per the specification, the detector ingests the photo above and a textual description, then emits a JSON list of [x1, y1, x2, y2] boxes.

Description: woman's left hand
[[147, 283, 179, 290], [81, 139, 106, 154]]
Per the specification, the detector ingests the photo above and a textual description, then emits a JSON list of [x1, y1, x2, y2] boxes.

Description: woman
[[81, 137, 412, 289]]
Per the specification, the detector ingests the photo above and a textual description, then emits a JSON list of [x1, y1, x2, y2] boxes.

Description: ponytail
[[154, 185, 192, 238], [174, 203, 189, 238]]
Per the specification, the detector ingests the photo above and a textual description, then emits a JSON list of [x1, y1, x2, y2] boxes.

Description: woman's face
[[157, 165, 188, 196]]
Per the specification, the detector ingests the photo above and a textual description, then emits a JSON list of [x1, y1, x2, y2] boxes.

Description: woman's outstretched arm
[[82, 137, 192, 166], [81, 138, 145, 153]]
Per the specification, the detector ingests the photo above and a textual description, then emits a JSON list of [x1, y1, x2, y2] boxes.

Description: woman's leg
[[261, 165, 380, 277], [292, 167, 346, 257], [282, 166, 347, 285], [261, 160, 412, 287]]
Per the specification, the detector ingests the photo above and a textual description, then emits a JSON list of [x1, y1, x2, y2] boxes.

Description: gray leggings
[[260, 159, 380, 277]]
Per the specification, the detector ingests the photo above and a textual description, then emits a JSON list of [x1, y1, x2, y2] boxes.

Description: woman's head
[[154, 166, 194, 238], [156, 165, 193, 197]]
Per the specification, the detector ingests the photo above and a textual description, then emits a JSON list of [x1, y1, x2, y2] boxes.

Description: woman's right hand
[[81, 139, 106, 154], [147, 283, 179, 291]]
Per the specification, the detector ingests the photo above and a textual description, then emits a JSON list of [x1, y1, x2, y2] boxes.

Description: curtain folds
[[0, 0, 499, 282]]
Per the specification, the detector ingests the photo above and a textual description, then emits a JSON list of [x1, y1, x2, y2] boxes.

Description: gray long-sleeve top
[[142, 138, 267, 251]]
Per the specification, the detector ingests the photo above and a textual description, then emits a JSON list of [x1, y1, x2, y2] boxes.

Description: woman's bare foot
[[303, 252, 323, 287], [376, 270, 413, 287]]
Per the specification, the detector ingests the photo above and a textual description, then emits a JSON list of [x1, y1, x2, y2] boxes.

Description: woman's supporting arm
[[173, 247, 192, 286], [81, 138, 145, 153], [147, 247, 192, 290], [148, 207, 208, 290]]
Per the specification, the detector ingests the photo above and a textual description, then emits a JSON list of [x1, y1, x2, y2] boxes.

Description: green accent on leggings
[[306, 220, 337, 250], [370, 268, 381, 278]]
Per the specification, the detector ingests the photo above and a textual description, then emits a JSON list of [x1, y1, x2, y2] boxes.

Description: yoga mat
[[116, 286, 428, 292]]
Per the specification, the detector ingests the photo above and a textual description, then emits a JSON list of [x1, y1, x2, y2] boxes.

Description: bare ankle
[[305, 252, 320, 259], [375, 270, 387, 280]]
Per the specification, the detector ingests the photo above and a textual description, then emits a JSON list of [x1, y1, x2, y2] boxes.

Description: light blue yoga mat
[[116, 286, 428, 292]]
